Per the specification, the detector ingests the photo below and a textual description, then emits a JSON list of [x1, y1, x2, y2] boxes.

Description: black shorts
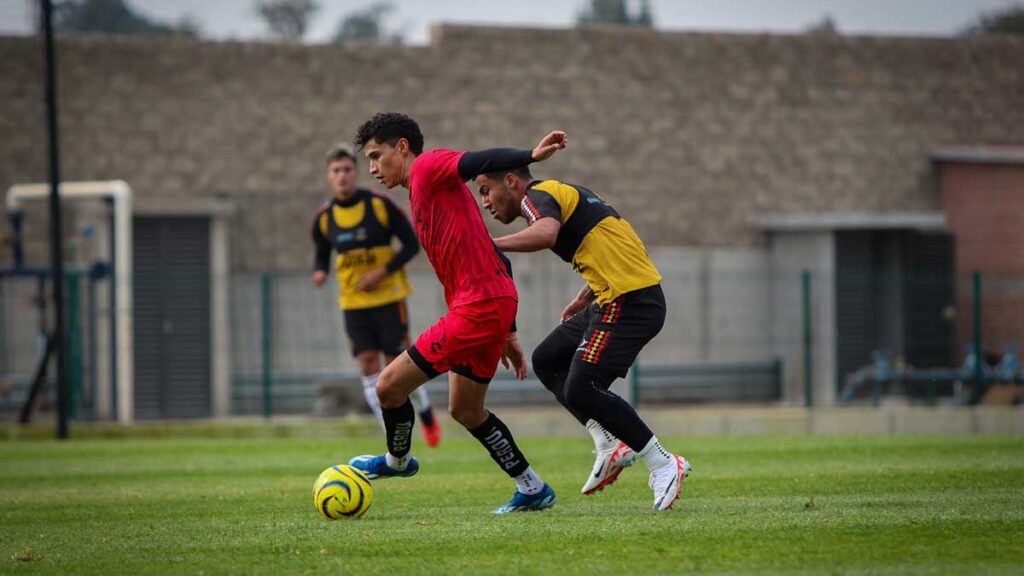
[[539, 284, 666, 379], [343, 300, 410, 357]]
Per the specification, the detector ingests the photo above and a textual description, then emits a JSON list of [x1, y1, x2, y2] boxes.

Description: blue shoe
[[348, 454, 419, 480], [492, 483, 556, 514]]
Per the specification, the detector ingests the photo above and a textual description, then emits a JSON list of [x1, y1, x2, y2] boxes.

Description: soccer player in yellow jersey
[[475, 164, 692, 511], [312, 144, 441, 447]]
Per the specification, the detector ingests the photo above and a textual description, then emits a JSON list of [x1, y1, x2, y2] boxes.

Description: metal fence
[[4, 255, 1022, 421], [226, 248, 792, 416]]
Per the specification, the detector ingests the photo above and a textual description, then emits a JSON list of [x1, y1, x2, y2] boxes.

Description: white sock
[[585, 419, 618, 452], [514, 466, 544, 495], [639, 437, 674, 471], [385, 452, 411, 470], [414, 385, 432, 411], [360, 373, 385, 432]]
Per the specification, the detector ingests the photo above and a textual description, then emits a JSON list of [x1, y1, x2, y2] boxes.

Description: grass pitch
[[1, 433, 1023, 574]]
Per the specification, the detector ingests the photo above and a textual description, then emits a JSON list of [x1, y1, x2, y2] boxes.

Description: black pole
[[41, 0, 69, 439]]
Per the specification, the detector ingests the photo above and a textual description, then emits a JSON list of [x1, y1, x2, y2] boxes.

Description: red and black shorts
[[407, 297, 518, 384], [343, 300, 409, 357]]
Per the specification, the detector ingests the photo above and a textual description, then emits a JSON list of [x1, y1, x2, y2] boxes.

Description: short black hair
[[353, 112, 424, 155]]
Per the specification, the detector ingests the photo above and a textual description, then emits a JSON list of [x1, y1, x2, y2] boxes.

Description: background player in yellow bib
[[475, 164, 691, 511], [312, 144, 442, 447]]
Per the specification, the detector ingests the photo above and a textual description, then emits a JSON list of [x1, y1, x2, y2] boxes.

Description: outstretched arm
[[456, 131, 568, 181]]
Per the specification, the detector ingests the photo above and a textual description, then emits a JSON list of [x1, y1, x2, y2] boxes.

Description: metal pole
[[802, 270, 813, 408], [41, 0, 68, 439], [68, 268, 82, 420], [88, 272, 98, 421], [108, 203, 117, 419], [261, 272, 273, 418], [972, 270, 983, 404]]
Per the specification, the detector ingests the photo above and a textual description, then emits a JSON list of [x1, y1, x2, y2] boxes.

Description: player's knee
[[531, 344, 561, 389], [375, 372, 404, 408], [357, 352, 381, 376], [448, 403, 486, 429]]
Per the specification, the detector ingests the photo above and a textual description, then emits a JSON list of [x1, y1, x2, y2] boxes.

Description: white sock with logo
[[361, 373, 385, 432], [385, 452, 411, 470], [514, 466, 544, 495], [585, 419, 618, 452], [414, 386, 432, 410], [639, 437, 674, 471]]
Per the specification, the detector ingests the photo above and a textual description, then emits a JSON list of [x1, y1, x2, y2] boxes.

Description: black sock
[[382, 399, 415, 457], [468, 412, 530, 477], [418, 406, 435, 427]]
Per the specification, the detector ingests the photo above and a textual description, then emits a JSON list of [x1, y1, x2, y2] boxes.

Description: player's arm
[[494, 188, 563, 253], [561, 283, 596, 323], [495, 247, 527, 379], [311, 210, 331, 287], [457, 148, 533, 181], [357, 198, 419, 291], [383, 197, 420, 274], [455, 131, 568, 181], [493, 218, 560, 253]]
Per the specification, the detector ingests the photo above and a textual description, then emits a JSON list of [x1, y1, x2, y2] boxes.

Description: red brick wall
[[941, 162, 1024, 352]]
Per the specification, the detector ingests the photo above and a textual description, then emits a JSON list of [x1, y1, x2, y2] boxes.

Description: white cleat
[[649, 454, 692, 511], [581, 441, 637, 495]]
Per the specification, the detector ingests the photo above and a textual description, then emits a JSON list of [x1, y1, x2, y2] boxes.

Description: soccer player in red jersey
[[347, 112, 566, 514]]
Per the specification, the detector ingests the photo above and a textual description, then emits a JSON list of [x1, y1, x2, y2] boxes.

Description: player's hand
[[560, 296, 590, 323], [311, 270, 328, 287], [532, 131, 567, 162], [356, 267, 388, 291], [501, 334, 528, 380]]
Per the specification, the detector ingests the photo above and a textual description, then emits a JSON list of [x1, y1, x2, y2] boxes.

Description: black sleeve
[[523, 189, 563, 224], [495, 246, 518, 333], [384, 199, 420, 274], [456, 148, 534, 181], [312, 210, 332, 272]]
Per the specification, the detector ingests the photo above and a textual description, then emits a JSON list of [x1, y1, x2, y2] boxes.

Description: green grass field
[[2, 433, 1023, 574]]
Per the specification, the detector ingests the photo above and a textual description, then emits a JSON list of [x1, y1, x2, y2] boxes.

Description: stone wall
[[2, 27, 1023, 271]]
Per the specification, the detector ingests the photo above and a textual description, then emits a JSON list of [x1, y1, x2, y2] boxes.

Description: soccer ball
[[313, 464, 373, 519]]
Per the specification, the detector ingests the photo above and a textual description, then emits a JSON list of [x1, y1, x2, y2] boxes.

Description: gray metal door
[[835, 231, 876, 389], [905, 232, 956, 368], [133, 217, 211, 419]]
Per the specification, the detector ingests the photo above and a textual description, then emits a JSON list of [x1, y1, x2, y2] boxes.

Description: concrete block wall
[[2, 29, 1023, 271]]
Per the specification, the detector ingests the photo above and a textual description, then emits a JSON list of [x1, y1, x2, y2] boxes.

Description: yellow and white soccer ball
[[313, 464, 373, 519]]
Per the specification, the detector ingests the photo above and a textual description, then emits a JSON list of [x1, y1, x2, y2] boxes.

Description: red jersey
[[408, 149, 518, 308]]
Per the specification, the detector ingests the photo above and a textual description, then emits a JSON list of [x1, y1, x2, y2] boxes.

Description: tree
[[255, 0, 318, 41], [964, 6, 1024, 35], [331, 2, 403, 44], [805, 14, 839, 35], [53, 0, 199, 37], [577, 0, 654, 27]]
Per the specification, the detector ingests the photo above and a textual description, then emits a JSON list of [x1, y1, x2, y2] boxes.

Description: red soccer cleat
[[421, 409, 442, 448]]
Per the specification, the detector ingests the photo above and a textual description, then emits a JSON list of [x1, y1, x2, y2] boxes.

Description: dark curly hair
[[353, 112, 424, 155]]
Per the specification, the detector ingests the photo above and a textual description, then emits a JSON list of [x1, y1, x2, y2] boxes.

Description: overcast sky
[[1, 0, 1021, 43]]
